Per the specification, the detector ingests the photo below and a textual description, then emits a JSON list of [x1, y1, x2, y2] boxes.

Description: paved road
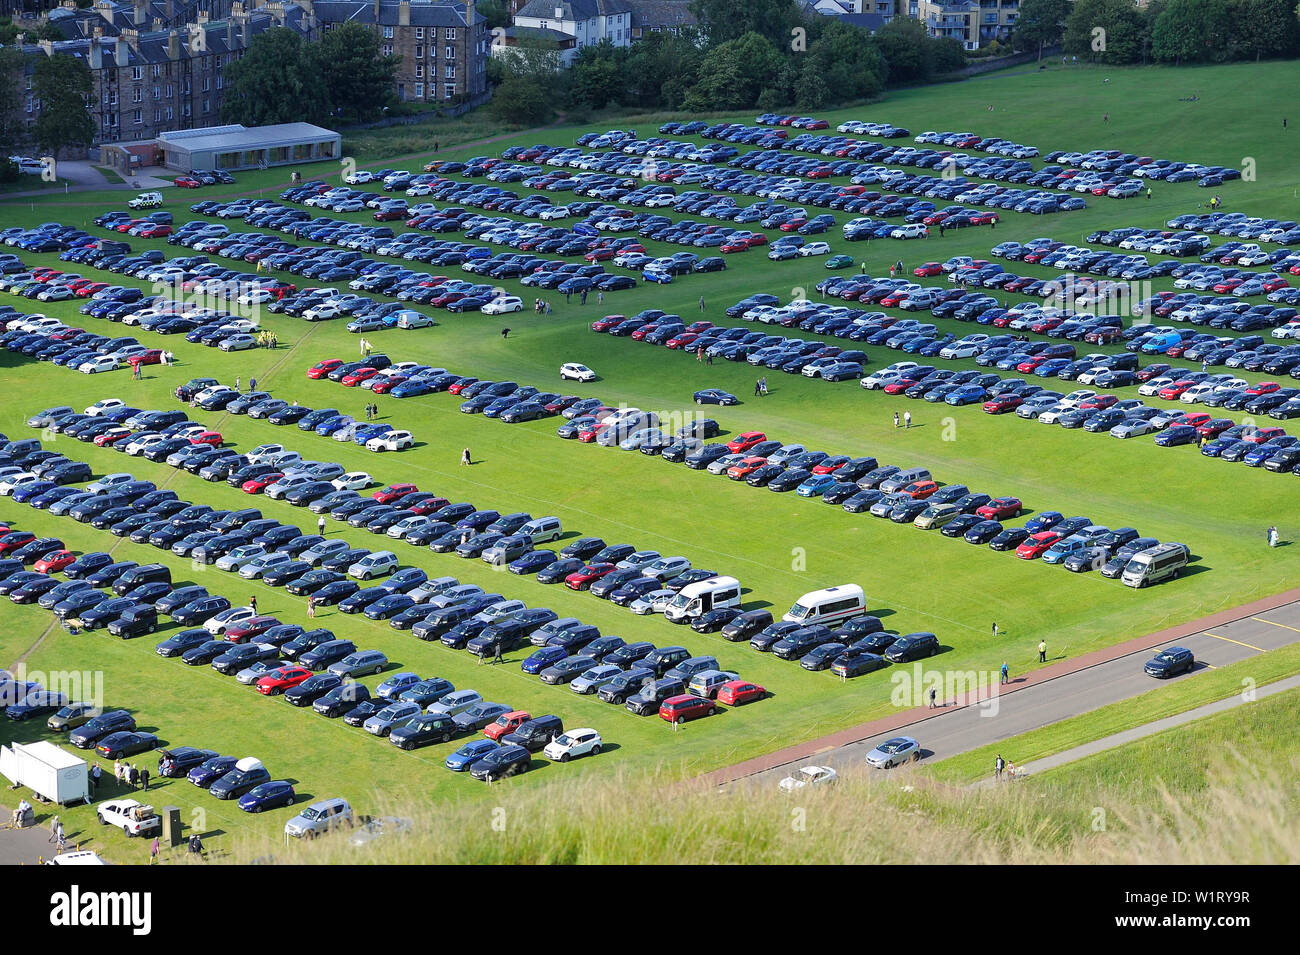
[[731, 598, 1300, 788], [971, 671, 1300, 787]]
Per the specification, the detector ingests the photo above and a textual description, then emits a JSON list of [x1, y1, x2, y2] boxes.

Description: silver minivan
[[1121, 543, 1188, 588], [879, 466, 933, 493], [518, 516, 563, 544]]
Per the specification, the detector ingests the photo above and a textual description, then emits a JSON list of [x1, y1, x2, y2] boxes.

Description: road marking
[[1204, 631, 1264, 652], [1251, 615, 1300, 635]]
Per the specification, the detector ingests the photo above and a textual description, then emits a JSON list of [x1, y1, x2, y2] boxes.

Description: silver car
[[865, 736, 920, 768], [363, 701, 423, 736], [424, 689, 482, 717], [569, 665, 623, 695]]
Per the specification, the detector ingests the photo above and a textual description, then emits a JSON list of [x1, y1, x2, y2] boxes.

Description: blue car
[[693, 389, 739, 406], [353, 423, 393, 445], [1154, 425, 1199, 447], [796, 474, 837, 498], [641, 269, 674, 284], [1041, 536, 1087, 564], [1023, 510, 1063, 534], [446, 738, 498, 772], [237, 780, 296, 813], [945, 385, 986, 406], [314, 414, 352, 436], [376, 671, 421, 699], [521, 645, 567, 674], [508, 550, 557, 574]]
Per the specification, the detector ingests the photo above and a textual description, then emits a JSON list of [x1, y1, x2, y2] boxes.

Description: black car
[[312, 682, 372, 718], [284, 673, 344, 706], [154, 628, 212, 658], [157, 747, 218, 778], [690, 607, 743, 633], [1144, 646, 1195, 678], [468, 744, 531, 781], [95, 731, 160, 759]]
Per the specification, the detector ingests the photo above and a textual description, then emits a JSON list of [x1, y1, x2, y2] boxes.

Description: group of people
[[114, 758, 150, 791], [695, 345, 714, 365], [255, 330, 279, 349], [753, 377, 769, 396], [532, 298, 553, 314], [994, 754, 1019, 780], [887, 259, 905, 278], [232, 376, 258, 392], [363, 403, 380, 421], [359, 338, 374, 357], [893, 411, 913, 429]]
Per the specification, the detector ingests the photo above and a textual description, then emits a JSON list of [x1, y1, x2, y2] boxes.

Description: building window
[[415, 27, 424, 38], [383, 26, 394, 38], [445, 64, 455, 79], [131, 66, 143, 80], [133, 109, 142, 125], [382, 43, 393, 55], [202, 76, 210, 91], [414, 82, 424, 98], [132, 87, 142, 103], [153, 85, 161, 100], [152, 64, 161, 78], [203, 98, 210, 113], [445, 27, 455, 39], [415, 64, 424, 77], [444, 83, 455, 99], [165, 106, 173, 120], [154, 109, 161, 123], [25, 96, 32, 114], [415, 45, 423, 57], [445, 44, 454, 58]]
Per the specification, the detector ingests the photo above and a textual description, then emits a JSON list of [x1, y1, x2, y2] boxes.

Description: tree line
[[1013, 0, 1300, 64], [490, 0, 967, 126]]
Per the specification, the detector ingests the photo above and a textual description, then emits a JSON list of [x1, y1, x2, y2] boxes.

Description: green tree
[[804, 21, 885, 101], [32, 53, 93, 159], [1063, 0, 1150, 63], [1012, 0, 1070, 58], [317, 23, 401, 122], [489, 33, 563, 125], [221, 28, 328, 125], [622, 29, 705, 108], [474, 0, 511, 29], [1233, 0, 1300, 59], [1151, 0, 1234, 62], [688, 0, 802, 47], [0, 47, 25, 182], [683, 31, 783, 111], [568, 39, 627, 109]]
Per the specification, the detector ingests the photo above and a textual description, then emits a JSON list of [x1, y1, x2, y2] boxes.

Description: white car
[[124, 434, 165, 456], [332, 471, 374, 491], [628, 589, 676, 615], [0, 472, 38, 496], [890, 223, 929, 239], [797, 242, 831, 257], [542, 728, 603, 762], [127, 192, 163, 209], [481, 296, 523, 315], [778, 765, 838, 793], [366, 430, 414, 452], [96, 800, 160, 837], [78, 355, 120, 374], [560, 362, 596, 382], [84, 398, 125, 416], [246, 443, 286, 465], [303, 303, 343, 321], [204, 606, 257, 634]]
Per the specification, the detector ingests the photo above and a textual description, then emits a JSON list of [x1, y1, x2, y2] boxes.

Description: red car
[[913, 263, 943, 277], [726, 431, 767, 453], [224, 616, 283, 644], [659, 694, 717, 724], [1245, 381, 1280, 396], [584, 248, 616, 262], [190, 431, 223, 448], [174, 176, 201, 188], [1016, 531, 1062, 559], [242, 473, 283, 494], [683, 320, 714, 334], [725, 457, 768, 480], [373, 483, 418, 504], [1157, 380, 1197, 400], [95, 428, 132, 447], [1077, 395, 1118, 411], [901, 480, 939, 500], [128, 350, 164, 367], [883, 378, 920, 395], [716, 680, 766, 706], [447, 378, 479, 396], [1241, 426, 1286, 444], [0, 532, 35, 555], [983, 394, 1023, 414], [976, 497, 1023, 520], [34, 549, 76, 574], [407, 495, 451, 515], [590, 314, 625, 332], [1196, 418, 1234, 438], [307, 359, 343, 379], [341, 367, 379, 387], [256, 665, 313, 695], [811, 455, 852, 475], [665, 332, 699, 350], [137, 224, 172, 238], [484, 710, 531, 741], [564, 562, 616, 591]]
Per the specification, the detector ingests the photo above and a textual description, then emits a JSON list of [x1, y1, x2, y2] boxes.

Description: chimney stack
[[399, 0, 410, 25], [38, 38, 54, 56], [168, 29, 181, 59], [89, 36, 103, 68], [134, 0, 147, 26]]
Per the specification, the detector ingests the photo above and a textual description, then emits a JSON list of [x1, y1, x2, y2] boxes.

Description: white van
[[519, 516, 563, 544], [1121, 543, 1188, 588], [782, 584, 866, 626], [664, 576, 741, 623]]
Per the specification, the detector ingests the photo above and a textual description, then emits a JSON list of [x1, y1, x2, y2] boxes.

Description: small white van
[[519, 516, 563, 544], [1121, 543, 1188, 588], [782, 584, 866, 626], [664, 576, 741, 623]]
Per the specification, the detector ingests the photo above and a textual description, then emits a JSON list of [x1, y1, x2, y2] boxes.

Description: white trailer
[[0, 741, 89, 805]]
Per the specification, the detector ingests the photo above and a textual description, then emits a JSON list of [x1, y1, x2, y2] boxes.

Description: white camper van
[[782, 584, 866, 626], [664, 576, 741, 623]]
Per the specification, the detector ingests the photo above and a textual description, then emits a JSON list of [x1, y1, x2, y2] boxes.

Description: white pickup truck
[[96, 799, 161, 836]]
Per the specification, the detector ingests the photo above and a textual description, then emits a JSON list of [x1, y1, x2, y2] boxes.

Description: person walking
[[698, 295, 705, 312], [306, 594, 316, 619], [1268, 525, 1279, 547], [140, 767, 150, 792], [759, 376, 768, 396], [48, 814, 60, 843], [1000, 661, 1009, 685], [903, 410, 911, 429], [755, 379, 762, 397], [56, 822, 66, 853], [91, 763, 101, 794], [928, 688, 937, 709], [696, 345, 703, 362], [188, 833, 204, 857], [992, 621, 999, 638], [493, 639, 504, 665], [249, 377, 257, 392], [705, 351, 713, 366], [114, 758, 123, 783], [501, 327, 510, 340], [318, 515, 327, 536], [580, 289, 588, 305], [597, 291, 603, 306], [994, 754, 1005, 780], [893, 411, 900, 429], [1146, 187, 1152, 200], [150, 836, 159, 864], [235, 375, 241, 391], [461, 447, 472, 467], [129, 764, 139, 790], [1038, 640, 1047, 663], [249, 594, 258, 614], [1284, 118, 1288, 130]]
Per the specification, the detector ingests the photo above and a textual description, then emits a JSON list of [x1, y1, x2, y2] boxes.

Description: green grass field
[[1, 60, 1297, 861]]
